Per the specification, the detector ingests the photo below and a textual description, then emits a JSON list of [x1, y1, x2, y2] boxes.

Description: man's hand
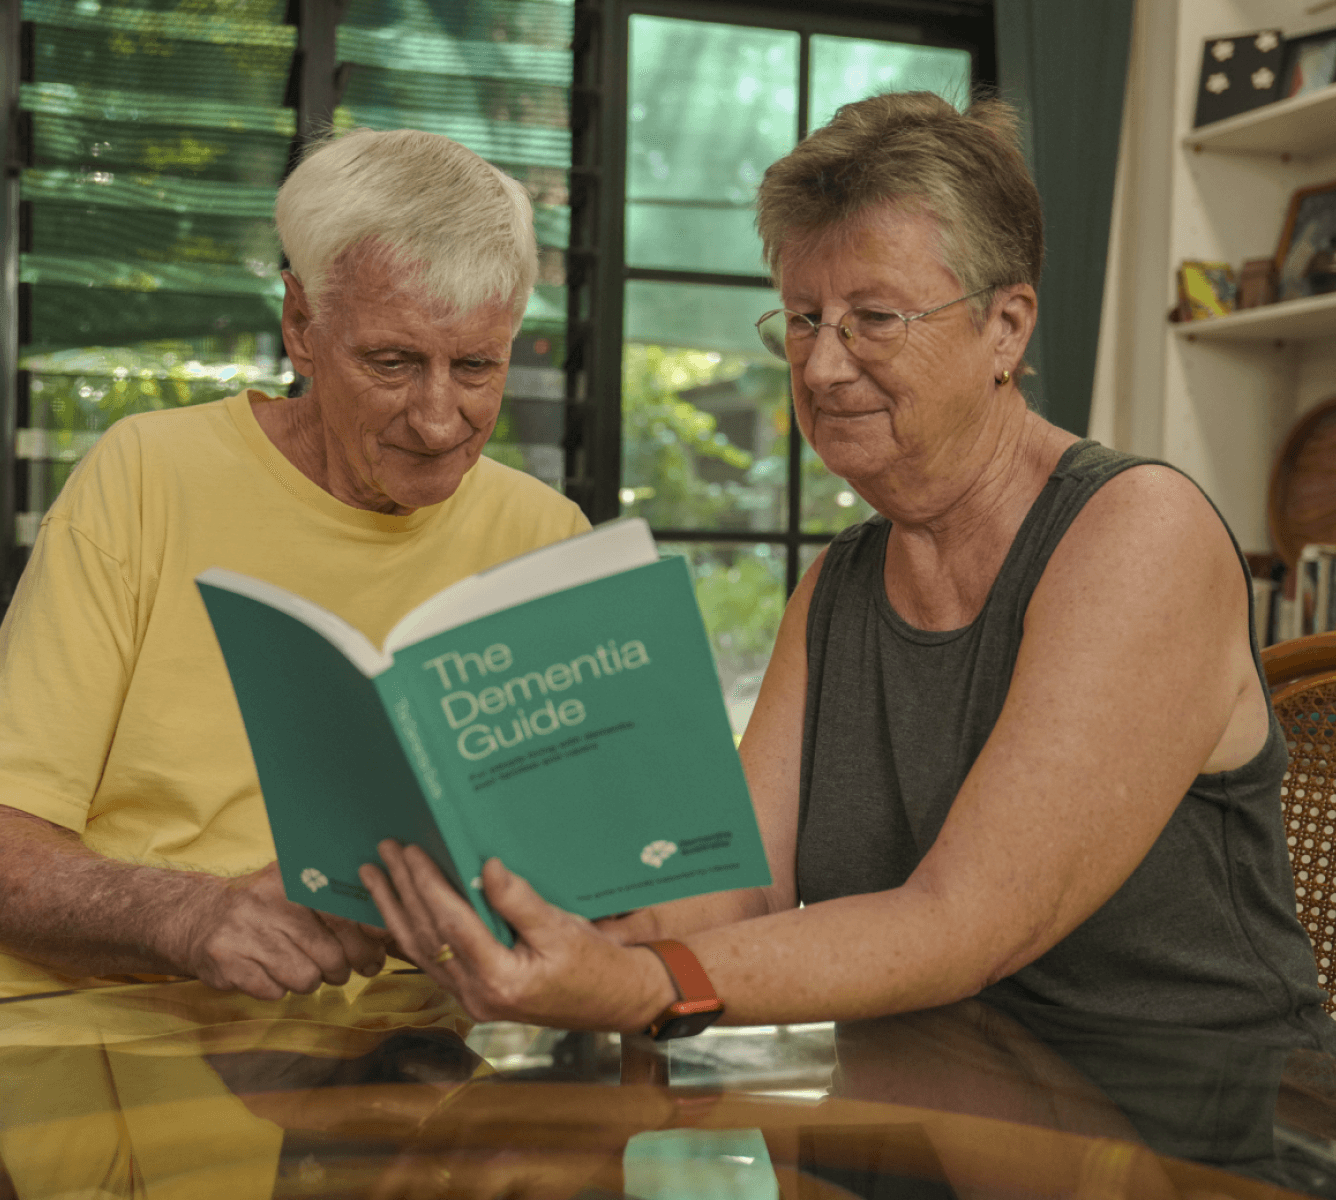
[[168, 862, 392, 1001], [0, 806, 395, 998]]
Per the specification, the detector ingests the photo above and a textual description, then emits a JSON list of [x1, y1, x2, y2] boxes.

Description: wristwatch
[[640, 938, 725, 1040]]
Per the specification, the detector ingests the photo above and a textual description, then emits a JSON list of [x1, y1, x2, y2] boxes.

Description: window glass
[[801, 441, 876, 534], [336, 0, 573, 489], [659, 542, 786, 735], [625, 15, 797, 275], [18, 0, 294, 537], [808, 33, 972, 128], [621, 280, 787, 534]]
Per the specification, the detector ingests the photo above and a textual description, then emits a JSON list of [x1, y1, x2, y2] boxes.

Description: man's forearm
[[0, 805, 216, 978]]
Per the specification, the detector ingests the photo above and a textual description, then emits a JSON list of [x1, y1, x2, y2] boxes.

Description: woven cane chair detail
[[1272, 671, 1336, 1016]]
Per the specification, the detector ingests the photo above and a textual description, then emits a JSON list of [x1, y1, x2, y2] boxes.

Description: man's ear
[[991, 283, 1037, 383], [281, 271, 318, 379]]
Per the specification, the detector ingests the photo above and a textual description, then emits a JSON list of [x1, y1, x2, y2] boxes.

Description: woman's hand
[[593, 909, 663, 946], [359, 842, 674, 1032]]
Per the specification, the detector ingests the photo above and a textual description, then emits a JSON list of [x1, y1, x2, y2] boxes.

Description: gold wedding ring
[[433, 943, 455, 965]]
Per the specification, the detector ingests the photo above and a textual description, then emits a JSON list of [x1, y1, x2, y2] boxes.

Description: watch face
[[653, 1007, 723, 1040]]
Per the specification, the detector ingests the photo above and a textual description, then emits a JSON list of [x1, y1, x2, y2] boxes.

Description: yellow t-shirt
[[0, 390, 589, 991]]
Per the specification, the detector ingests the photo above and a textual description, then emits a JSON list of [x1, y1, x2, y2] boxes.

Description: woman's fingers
[[377, 840, 453, 961], [399, 845, 511, 967], [479, 858, 563, 950], [358, 861, 427, 967]]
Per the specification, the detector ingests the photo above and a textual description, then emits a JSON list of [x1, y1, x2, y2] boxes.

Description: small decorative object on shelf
[[1238, 258, 1279, 308], [1277, 179, 1336, 301], [1176, 260, 1236, 319], [1305, 236, 1336, 295], [1280, 26, 1336, 99], [1193, 29, 1283, 127]]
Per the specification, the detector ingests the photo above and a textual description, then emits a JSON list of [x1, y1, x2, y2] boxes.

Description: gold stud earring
[[995, 369, 1011, 386]]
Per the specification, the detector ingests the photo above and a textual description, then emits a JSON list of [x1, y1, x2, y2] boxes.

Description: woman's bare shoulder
[[1028, 459, 1246, 659], [1061, 460, 1236, 567]]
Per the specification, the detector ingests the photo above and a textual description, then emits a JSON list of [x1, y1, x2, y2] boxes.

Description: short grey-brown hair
[[756, 92, 1043, 317], [275, 128, 537, 326]]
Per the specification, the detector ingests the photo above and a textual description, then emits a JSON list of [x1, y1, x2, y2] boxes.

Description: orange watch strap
[[642, 939, 718, 1005]]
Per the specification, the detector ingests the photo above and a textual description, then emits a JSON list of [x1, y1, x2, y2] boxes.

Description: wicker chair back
[[1271, 670, 1336, 1016]]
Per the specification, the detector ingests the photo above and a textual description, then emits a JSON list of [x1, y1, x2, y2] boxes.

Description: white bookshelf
[[1173, 291, 1336, 343], [1182, 83, 1336, 160]]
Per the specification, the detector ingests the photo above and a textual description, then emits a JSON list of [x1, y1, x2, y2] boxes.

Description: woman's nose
[[802, 323, 860, 389]]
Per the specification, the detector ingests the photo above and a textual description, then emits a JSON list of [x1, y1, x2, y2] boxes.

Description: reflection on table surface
[[2, 975, 1336, 1199]]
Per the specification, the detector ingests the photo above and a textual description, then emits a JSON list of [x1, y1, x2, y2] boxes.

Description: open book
[[196, 520, 770, 944]]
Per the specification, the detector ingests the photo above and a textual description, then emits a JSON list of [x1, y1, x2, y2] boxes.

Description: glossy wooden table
[[2, 974, 1335, 1199]]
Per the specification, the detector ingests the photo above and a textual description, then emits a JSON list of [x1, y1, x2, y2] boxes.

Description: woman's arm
[[363, 466, 1257, 1029]]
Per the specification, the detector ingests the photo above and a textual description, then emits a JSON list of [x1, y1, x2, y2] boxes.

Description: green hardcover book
[[195, 520, 770, 946]]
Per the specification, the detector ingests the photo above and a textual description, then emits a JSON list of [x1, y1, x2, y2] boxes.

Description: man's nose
[[405, 373, 467, 447]]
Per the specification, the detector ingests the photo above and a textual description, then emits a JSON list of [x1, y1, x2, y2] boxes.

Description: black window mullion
[[625, 266, 771, 289], [1, 0, 23, 610], [782, 31, 812, 594], [566, 0, 627, 526]]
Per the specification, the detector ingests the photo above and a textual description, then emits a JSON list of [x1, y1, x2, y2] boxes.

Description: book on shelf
[[1297, 543, 1336, 639], [196, 519, 770, 946], [1251, 576, 1277, 649]]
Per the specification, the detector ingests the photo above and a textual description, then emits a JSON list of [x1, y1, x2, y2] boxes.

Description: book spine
[[376, 676, 513, 946]]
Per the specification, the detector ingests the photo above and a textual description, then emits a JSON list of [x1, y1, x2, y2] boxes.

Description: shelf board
[[1182, 85, 1336, 159], [1171, 291, 1336, 342]]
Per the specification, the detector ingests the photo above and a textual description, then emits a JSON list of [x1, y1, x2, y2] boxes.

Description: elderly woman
[[363, 94, 1332, 1051], [0, 129, 587, 1000]]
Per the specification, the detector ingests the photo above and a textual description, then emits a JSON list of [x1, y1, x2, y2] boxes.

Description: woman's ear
[[281, 271, 317, 379], [991, 283, 1038, 382]]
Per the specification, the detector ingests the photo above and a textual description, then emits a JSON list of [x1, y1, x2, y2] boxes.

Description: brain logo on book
[[301, 867, 329, 893], [641, 840, 678, 869]]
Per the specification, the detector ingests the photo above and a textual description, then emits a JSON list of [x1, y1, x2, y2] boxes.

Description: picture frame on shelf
[[1238, 257, 1278, 308], [1281, 27, 1336, 99], [1276, 179, 1336, 301], [1192, 29, 1283, 127]]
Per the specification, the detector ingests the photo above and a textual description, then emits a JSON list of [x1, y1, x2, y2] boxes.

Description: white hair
[[275, 128, 538, 326]]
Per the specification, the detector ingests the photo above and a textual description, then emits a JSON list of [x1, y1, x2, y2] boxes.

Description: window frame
[[1, 0, 23, 604], [566, 0, 995, 593]]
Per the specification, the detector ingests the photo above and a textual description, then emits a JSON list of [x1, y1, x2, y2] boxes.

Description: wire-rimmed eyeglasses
[[755, 285, 995, 364]]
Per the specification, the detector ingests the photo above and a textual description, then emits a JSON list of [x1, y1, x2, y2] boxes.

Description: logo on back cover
[[301, 867, 330, 892], [641, 840, 678, 868]]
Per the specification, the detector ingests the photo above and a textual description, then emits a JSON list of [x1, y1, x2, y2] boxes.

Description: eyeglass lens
[[756, 309, 910, 364]]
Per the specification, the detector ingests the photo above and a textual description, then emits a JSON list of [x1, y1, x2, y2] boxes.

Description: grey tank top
[[798, 439, 1335, 1049]]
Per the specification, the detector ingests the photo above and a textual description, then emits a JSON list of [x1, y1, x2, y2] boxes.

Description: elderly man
[[0, 129, 588, 1001]]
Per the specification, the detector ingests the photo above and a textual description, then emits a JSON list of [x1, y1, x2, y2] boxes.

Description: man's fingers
[[196, 928, 311, 1000], [197, 953, 287, 1001], [319, 912, 389, 978], [266, 908, 356, 987]]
